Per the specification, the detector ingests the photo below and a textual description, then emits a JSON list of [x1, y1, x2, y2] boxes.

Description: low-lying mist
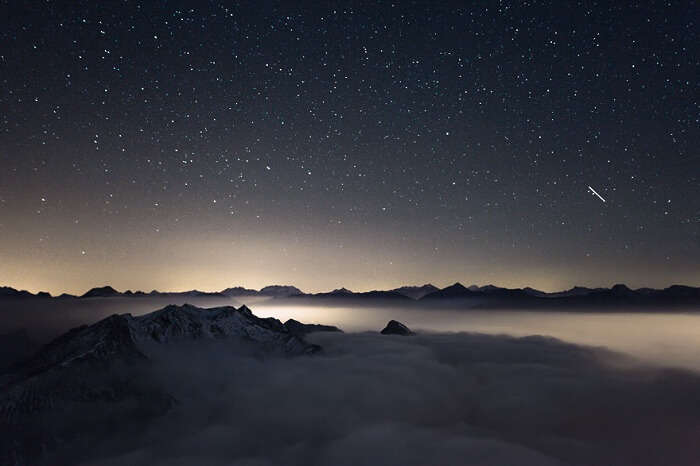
[[4, 298, 700, 464], [251, 302, 700, 373], [4, 297, 700, 372], [81, 332, 700, 466]]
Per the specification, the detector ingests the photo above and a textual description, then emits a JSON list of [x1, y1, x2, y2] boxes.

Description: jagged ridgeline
[[0, 304, 341, 466]]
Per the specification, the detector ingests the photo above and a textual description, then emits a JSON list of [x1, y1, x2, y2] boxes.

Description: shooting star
[[588, 185, 606, 203]]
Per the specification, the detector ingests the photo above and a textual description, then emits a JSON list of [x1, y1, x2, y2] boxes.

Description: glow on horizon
[[2, 225, 698, 296]]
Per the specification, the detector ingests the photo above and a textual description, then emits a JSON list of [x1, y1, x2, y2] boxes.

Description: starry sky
[[1, 1, 698, 295]]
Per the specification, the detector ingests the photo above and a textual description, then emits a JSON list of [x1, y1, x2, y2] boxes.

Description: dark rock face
[[380, 320, 415, 336], [0, 314, 168, 466], [0, 329, 38, 371], [284, 319, 343, 336]]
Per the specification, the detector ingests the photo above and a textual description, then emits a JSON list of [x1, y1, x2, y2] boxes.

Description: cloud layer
[[75, 331, 700, 466]]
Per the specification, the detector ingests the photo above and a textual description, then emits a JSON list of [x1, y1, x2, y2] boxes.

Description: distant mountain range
[[1, 282, 699, 308], [417, 282, 700, 309], [0, 286, 52, 299]]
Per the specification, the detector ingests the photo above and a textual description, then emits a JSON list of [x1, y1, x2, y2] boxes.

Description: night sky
[[1, 1, 698, 295]]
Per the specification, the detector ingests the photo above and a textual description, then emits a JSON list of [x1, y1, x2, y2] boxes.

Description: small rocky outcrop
[[380, 320, 415, 336], [284, 319, 342, 336]]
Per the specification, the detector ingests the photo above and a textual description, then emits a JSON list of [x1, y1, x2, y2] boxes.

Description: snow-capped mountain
[[129, 303, 321, 353], [0, 304, 334, 465]]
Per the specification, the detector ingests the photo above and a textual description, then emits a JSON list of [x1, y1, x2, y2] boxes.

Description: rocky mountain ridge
[[0, 304, 336, 465]]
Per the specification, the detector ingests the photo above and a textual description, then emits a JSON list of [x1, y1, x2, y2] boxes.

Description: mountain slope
[[0, 330, 38, 371], [0, 304, 331, 465], [391, 284, 439, 299], [421, 282, 475, 299]]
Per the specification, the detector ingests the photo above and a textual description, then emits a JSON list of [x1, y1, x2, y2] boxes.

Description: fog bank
[[80, 332, 700, 466]]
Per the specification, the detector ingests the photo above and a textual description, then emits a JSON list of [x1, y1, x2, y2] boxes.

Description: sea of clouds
[[73, 331, 700, 466]]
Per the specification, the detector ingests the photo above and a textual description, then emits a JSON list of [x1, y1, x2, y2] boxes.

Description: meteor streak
[[588, 186, 606, 203]]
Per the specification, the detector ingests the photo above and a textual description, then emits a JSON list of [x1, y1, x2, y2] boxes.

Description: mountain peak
[[17, 304, 324, 377], [420, 282, 476, 300], [479, 284, 500, 291], [380, 320, 415, 336], [259, 285, 303, 297], [609, 284, 633, 296], [81, 285, 121, 298], [445, 282, 469, 291]]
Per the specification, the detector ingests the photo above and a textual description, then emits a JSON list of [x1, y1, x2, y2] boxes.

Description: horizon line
[[3, 280, 699, 298]]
